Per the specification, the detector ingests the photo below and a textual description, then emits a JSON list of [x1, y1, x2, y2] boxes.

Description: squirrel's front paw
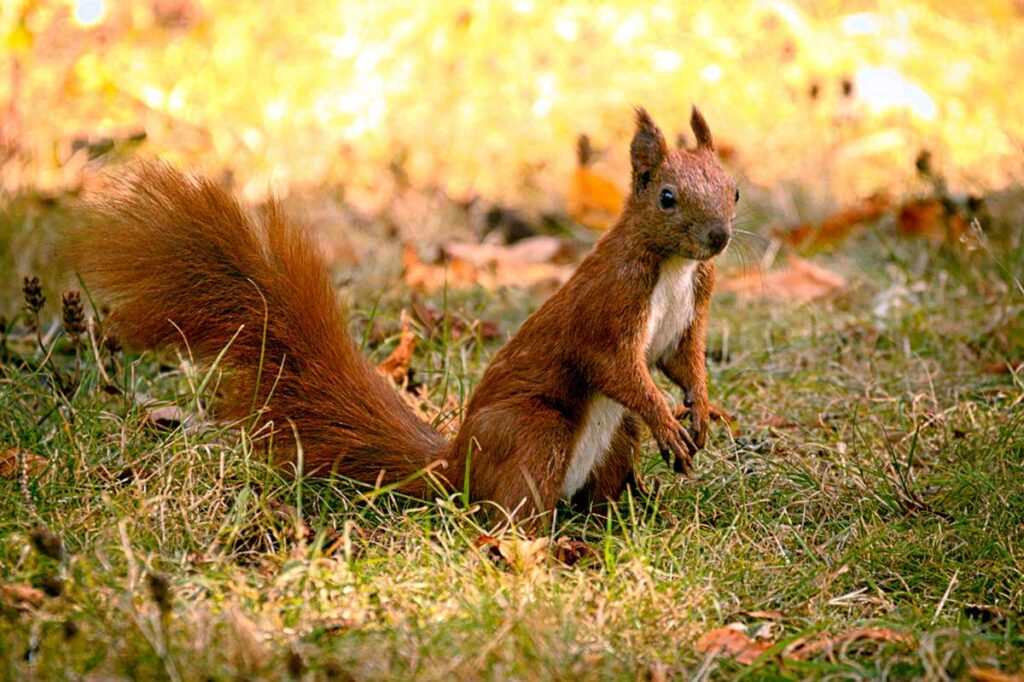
[[672, 410, 707, 452], [653, 421, 695, 475]]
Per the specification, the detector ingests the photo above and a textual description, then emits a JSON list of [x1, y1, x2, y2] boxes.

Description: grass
[[0, 188, 1022, 680]]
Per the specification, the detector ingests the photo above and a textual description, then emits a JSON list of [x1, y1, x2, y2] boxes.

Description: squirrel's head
[[627, 106, 736, 260]]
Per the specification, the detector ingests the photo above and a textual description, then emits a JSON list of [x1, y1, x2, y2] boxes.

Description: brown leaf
[[762, 414, 816, 429], [377, 310, 416, 384], [497, 536, 549, 571], [551, 536, 595, 566], [786, 627, 913, 660], [897, 198, 969, 243], [695, 625, 772, 665], [969, 667, 1024, 682], [403, 239, 574, 293], [567, 166, 624, 232], [719, 257, 845, 302], [982, 360, 1023, 375], [0, 448, 47, 480], [779, 193, 891, 249], [402, 244, 478, 292], [445, 236, 573, 267], [0, 583, 46, 609], [475, 535, 550, 572], [146, 405, 183, 431]]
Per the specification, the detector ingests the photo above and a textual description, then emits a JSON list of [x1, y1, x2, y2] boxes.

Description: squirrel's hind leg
[[463, 405, 576, 527]]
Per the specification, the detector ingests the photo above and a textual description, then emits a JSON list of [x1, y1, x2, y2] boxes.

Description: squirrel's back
[[68, 161, 448, 491]]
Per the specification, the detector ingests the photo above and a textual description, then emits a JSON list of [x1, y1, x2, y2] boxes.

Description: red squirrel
[[68, 107, 736, 523]]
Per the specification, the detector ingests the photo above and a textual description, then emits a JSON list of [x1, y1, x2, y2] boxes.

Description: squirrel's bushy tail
[[68, 161, 448, 492]]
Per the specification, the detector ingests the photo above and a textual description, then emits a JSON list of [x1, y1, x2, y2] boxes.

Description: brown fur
[[66, 165, 447, 494], [68, 107, 736, 524]]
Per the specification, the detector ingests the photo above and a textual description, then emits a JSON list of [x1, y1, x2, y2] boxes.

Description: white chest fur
[[560, 258, 699, 498], [645, 258, 699, 363]]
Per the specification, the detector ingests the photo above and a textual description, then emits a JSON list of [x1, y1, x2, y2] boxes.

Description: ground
[[0, 184, 1021, 680]]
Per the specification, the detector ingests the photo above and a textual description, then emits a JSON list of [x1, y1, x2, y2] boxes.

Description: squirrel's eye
[[734, 188, 740, 203], [659, 188, 677, 210]]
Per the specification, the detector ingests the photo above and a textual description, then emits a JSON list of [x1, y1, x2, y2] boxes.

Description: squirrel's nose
[[708, 227, 730, 252]]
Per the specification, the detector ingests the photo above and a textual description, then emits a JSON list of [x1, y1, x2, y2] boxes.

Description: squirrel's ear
[[631, 107, 668, 194], [690, 105, 714, 151]]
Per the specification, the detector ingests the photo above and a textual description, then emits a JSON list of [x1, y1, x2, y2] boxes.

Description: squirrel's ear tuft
[[630, 107, 668, 194], [690, 105, 714, 151]]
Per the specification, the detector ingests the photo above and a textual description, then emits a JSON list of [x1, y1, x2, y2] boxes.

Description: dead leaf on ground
[[551, 536, 595, 566], [445, 235, 575, 267], [0, 583, 46, 610], [719, 257, 845, 302], [779, 193, 891, 249], [146, 404, 184, 431], [981, 360, 1023, 375], [0, 447, 47, 480], [377, 310, 417, 384], [762, 415, 804, 429], [786, 627, 913, 660], [567, 169, 624, 232], [695, 624, 773, 665], [403, 237, 574, 293], [897, 198, 970, 243], [474, 534, 592, 569], [567, 134, 623, 232], [969, 667, 1024, 682], [475, 535, 550, 572]]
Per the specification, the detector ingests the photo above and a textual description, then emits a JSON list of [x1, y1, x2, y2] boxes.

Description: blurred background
[[1, 0, 1022, 294]]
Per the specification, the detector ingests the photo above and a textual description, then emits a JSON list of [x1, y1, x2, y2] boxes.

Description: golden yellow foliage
[[1, 1, 1021, 213]]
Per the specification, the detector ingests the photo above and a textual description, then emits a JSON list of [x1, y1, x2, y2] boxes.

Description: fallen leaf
[[567, 134, 624, 232], [377, 310, 416, 384], [402, 244, 478, 292], [695, 625, 772, 665], [403, 239, 574, 293], [146, 405, 184, 431], [497, 536, 549, 571], [0, 448, 47, 480], [779, 193, 891, 249], [762, 416, 803, 429], [445, 235, 573, 267], [786, 627, 913, 660], [0, 583, 46, 610], [982, 360, 1023, 375], [551, 536, 594, 566], [719, 257, 845, 302], [567, 168, 624, 232], [475, 535, 551, 572], [969, 667, 1024, 682], [897, 198, 969, 243]]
